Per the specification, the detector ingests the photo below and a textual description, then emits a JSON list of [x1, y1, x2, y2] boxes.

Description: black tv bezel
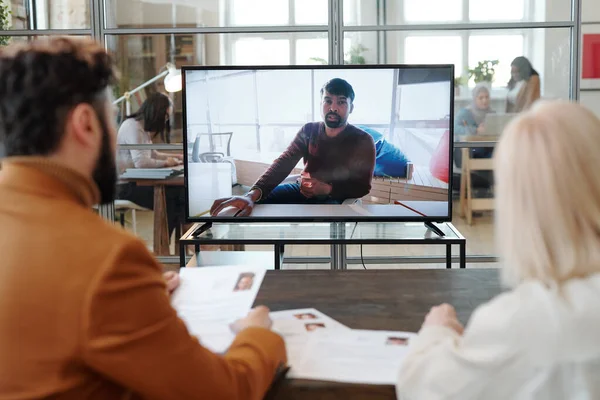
[[181, 64, 455, 224]]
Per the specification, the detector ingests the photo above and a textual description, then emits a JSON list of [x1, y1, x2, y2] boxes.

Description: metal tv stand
[[179, 221, 466, 270]]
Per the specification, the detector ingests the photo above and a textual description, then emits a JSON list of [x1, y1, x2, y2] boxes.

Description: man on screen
[[211, 78, 376, 217]]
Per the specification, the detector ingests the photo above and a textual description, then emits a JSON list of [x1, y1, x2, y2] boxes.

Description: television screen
[[182, 65, 454, 222]]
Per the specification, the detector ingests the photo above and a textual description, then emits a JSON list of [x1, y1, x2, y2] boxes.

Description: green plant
[[0, 2, 11, 46], [309, 44, 368, 65], [344, 44, 367, 65], [468, 60, 499, 83], [454, 76, 467, 86]]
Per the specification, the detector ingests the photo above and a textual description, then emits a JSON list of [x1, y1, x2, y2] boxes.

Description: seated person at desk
[[397, 101, 600, 399], [506, 56, 541, 113], [453, 83, 494, 192], [117, 92, 185, 238], [0, 37, 286, 399], [211, 78, 376, 217], [454, 82, 494, 159]]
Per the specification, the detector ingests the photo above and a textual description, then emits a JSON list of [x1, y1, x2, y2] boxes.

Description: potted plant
[[454, 76, 467, 96], [0, 2, 10, 46], [468, 60, 499, 84]]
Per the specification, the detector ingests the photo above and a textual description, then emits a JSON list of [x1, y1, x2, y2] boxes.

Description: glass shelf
[[181, 221, 464, 244]]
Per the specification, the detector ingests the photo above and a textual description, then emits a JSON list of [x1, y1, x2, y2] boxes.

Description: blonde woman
[[396, 101, 600, 400]]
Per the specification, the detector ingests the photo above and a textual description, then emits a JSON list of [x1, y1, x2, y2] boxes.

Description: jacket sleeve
[[396, 291, 525, 400], [81, 239, 286, 400], [252, 127, 307, 200], [454, 109, 477, 137]]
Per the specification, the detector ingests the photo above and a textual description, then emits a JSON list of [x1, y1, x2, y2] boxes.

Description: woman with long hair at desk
[[397, 101, 600, 399], [506, 56, 541, 113], [117, 92, 185, 242]]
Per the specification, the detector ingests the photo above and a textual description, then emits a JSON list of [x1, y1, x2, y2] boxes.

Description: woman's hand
[[477, 124, 486, 134], [422, 303, 465, 335], [163, 271, 180, 295]]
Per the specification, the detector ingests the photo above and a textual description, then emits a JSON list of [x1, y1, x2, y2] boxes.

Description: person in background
[[0, 37, 286, 399], [117, 92, 185, 239], [454, 82, 494, 158], [506, 56, 541, 113], [452, 83, 494, 192], [397, 101, 600, 400]]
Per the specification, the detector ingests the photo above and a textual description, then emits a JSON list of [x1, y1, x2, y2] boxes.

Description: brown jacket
[[0, 158, 286, 399], [506, 74, 541, 113]]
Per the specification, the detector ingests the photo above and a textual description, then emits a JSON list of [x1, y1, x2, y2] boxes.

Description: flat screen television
[[182, 64, 454, 223]]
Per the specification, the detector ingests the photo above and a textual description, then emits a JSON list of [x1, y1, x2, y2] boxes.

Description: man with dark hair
[[0, 37, 285, 398], [211, 77, 376, 217]]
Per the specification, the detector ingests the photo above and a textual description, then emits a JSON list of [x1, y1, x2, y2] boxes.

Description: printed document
[[270, 308, 350, 371], [292, 329, 417, 385], [171, 266, 267, 353]]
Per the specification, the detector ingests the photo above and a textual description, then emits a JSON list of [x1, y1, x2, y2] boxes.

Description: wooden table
[[254, 269, 503, 399], [124, 176, 184, 256]]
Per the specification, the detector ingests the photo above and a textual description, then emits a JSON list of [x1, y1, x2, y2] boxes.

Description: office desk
[[124, 176, 184, 255], [254, 269, 503, 399], [456, 135, 498, 225]]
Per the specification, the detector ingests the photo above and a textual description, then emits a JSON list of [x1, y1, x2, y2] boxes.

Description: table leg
[[179, 242, 186, 267], [330, 244, 347, 270], [460, 241, 466, 269], [274, 244, 284, 270], [153, 185, 170, 256], [446, 244, 452, 269]]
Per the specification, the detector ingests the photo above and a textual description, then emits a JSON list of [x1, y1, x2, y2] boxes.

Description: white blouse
[[507, 80, 525, 105], [396, 273, 600, 400], [116, 118, 167, 173]]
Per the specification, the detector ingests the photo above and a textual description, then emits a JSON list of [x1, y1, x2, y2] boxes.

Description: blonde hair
[[494, 100, 600, 287]]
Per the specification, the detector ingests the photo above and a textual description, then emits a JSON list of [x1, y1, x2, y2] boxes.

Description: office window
[[294, 0, 328, 25], [469, 0, 525, 21], [231, 0, 288, 26], [230, 0, 328, 26], [404, 0, 462, 22], [469, 34, 524, 87], [233, 38, 290, 65], [404, 36, 463, 76], [296, 38, 329, 64]]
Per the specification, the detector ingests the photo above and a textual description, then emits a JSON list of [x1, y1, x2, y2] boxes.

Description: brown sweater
[[0, 158, 286, 400], [253, 122, 376, 201], [506, 75, 541, 113]]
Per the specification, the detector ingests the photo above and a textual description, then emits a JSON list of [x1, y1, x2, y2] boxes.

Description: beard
[[92, 115, 118, 205], [324, 111, 346, 128]]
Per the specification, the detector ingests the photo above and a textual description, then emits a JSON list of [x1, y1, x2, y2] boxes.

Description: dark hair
[[508, 56, 539, 89], [320, 78, 355, 102], [127, 92, 172, 143], [0, 37, 118, 157]]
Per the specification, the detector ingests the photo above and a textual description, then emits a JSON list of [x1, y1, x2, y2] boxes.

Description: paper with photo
[[171, 266, 267, 354], [292, 329, 417, 385], [269, 308, 350, 375]]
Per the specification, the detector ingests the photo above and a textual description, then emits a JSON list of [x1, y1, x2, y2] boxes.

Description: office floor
[[126, 204, 497, 270]]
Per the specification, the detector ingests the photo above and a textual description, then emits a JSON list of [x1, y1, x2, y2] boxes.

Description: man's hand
[[421, 303, 464, 335], [230, 306, 273, 333], [210, 195, 254, 217], [163, 271, 180, 295], [164, 157, 182, 167], [476, 124, 486, 134], [299, 177, 332, 198]]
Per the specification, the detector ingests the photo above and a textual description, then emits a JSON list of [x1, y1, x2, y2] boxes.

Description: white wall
[[580, 0, 600, 116]]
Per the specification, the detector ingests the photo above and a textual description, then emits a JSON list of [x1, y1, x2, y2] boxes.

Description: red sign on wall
[[583, 34, 600, 79]]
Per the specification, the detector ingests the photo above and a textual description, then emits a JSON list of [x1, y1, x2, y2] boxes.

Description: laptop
[[481, 113, 518, 136]]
